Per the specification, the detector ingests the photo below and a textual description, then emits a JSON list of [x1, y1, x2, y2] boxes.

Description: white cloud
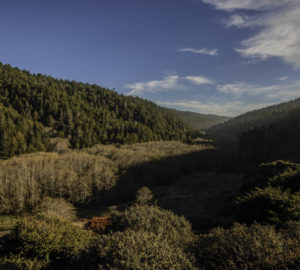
[[125, 75, 180, 96], [178, 47, 218, 56], [156, 100, 273, 116], [184, 75, 214, 85], [203, 0, 300, 67], [226, 14, 253, 28]]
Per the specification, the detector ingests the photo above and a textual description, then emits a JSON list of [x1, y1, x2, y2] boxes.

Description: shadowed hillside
[[168, 108, 230, 130], [209, 98, 300, 136]]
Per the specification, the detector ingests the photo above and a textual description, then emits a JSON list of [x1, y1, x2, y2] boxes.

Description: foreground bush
[[236, 186, 300, 228], [4, 214, 92, 266], [242, 160, 300, 194], [193, 223, 300, 270], [95, 229, 196, 270], [109, 204, 195, 248]]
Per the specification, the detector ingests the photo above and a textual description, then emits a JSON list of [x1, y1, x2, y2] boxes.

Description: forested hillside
[[0, 63, 199, 158], [209, 98, 300, 136], [238, 105, 300, 163], [168, 108, 230, 130]]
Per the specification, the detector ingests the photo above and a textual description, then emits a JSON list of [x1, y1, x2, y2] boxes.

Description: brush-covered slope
[[168, 109, 230, 130], [0, 63, 197, 158], [209, 98, 300, 136]]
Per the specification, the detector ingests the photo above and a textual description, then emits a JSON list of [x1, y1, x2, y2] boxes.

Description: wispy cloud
[[183, 76, 214, 85], [216, 80, 300, 101], [125, 75, 180, 96], [156, 100, 273, 116], [125, 74, 214, 96], [203, 0, 300, 67], [202, 0, 291, 11], [278, 75, 289, 81], [178, 47, 218, 56]]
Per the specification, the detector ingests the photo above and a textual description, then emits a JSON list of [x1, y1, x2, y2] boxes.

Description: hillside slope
[[209, 98, 300, 136], [238, 105, 300, 162], [0, 63, 198, 158], [168, 109, 230, 130]]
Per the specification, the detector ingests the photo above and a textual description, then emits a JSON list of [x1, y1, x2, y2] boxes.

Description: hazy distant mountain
[[167, 109, 230, 130]]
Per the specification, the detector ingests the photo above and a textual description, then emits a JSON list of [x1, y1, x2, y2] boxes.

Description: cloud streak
[[203, 0, 300, 67], [202, 0, 290, 11], [184, 76, 214, 85], [125, 75, 180, 96], [216, 80, 300, 101], [178, 47, 218, 56], [125, 74, 214, 96]]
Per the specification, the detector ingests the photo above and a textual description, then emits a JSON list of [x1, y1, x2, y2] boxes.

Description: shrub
[[270, 168, 300, 193], [6, 214, 92, 265], [34, 197, 76, 221], [95, 230, 196, 270], [135, 186, 153, 204], [236, 186, 300, 228], [0, 254, 46, 270], [240, 160, 300, 194], [109, 205, 195, 248], [193, 223, 300, 270]]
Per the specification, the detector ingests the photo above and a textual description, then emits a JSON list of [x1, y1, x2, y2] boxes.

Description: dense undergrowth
[[0, 203, 299, 270], [0, 141, 211, 214], [0, 142, 299, 269]]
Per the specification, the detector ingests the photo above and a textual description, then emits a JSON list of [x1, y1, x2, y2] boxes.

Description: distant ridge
[[167, 108, 230, 130], [206, 97, 300, 162], [208, 98, 300, 136]]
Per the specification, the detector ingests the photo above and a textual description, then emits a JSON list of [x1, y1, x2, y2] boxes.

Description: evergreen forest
[[0, 62, 199, 159]]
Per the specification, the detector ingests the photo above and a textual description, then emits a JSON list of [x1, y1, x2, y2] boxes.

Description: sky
[[0, 0, 300, 116]]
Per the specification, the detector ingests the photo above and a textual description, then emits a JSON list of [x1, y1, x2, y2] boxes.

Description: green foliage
[[135, 186, 153, 204], [236, 186, 300, 228], [95, 230, 196, 270], [193, 223, 300, 270], [0, 254, 46, 270], [109, 205, 195, 248], [237, 160, 300, 228], [69, 205, 197, 269], [5, 215, 92, 266], [0, 104, 48, 159]]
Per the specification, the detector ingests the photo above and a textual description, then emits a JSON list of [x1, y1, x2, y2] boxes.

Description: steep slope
[[168, 109, 230, 130], [209, 98, 300, 137], [0, 62, 197, 158]]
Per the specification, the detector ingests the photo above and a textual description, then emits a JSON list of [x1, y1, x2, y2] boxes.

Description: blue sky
[[1, 0, 300, 116]]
